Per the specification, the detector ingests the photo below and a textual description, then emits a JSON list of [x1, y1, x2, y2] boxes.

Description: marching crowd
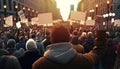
[[0, 19, 120, 69]]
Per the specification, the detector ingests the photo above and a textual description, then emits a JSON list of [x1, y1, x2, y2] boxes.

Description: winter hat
[[7, 39, 16, 48], [26, 39, 37, 50]]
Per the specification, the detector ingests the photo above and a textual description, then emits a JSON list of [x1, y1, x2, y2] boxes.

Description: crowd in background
[[0, 22, 120, 69]]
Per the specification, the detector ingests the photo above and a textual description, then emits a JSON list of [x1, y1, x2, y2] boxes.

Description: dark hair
[[7, 39, 16, 48], [72, 30, 78, 35], [50, 24, 70, 43], [0, 39, 4, 49]]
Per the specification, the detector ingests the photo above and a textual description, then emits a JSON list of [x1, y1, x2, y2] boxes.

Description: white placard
[[114, 20, 120, 27], [18, 10, 26, 21], [5, 15, 13, 26], [16, 21, 21, 29], [86, 20, 95, 26], [38, 13, 53, 24], [21, 19, 28, 26], [87, 17, 92, 20], [70, 11, 86, 21], [31, 17, 39, 25]]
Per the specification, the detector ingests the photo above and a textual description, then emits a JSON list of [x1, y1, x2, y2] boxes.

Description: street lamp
[[95, 4, 98, 15], [23, 7, 25, 10], [3, 5, 7, 9], [32, 10, 35, 17], [15, 5, 18, 22], [106, 0, 110, 30], [89, 9, 94, 19], [36, 11, 38, 17], [3, 5, 7, 24], [27, 8, 31, 22], [28, 8, 30, 11]]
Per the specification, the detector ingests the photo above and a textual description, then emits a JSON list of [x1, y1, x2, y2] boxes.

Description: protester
[[114, 42, 120, 69], [0, 39, 21, 69], [32, 23, 106, 69], [36, 32, 45, 56], [71, 30, 84, 53], [6, 39, 24, 58], [19, 39, 41, 69], [103, 38, 116, 69]]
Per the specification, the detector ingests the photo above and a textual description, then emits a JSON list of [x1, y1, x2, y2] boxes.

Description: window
[[0, 0, 2, 9], [13, 2, 16, 11], [8, 0, 12, 11]]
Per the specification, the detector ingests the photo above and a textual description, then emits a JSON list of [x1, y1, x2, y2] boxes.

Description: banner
[[18, 10, 26, 21], [5, 15, 13, 26], [86, 20, 95, 26], [16, 21, 21, 29], [70, 11, 86, 21], [31, 17, 39, 25], [114, 20, 120, 27], [38, 13, 53, 24]]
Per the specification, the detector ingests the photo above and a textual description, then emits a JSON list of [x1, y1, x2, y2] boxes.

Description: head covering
[[71, 37, 79, 45], [26, 39, 37, 50], [50, 24, 70, 43], [0, 39, 4, 49], [7, 39, 16, 48]]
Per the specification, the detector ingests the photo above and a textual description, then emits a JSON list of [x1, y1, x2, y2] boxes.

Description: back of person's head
[[26, 39, 37, 50], [115, 32, 120, 37], [0, 55, 21, 69], [0, 39, 5, 49], [50, 24, 70, 43], [106, 38, 113, 47], [7, 39, 16, 48], [71, 37, 79, 45], [72, 30, 78, 36]]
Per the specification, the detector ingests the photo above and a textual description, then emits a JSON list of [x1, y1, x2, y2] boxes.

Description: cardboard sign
[[5, 15, 13, 26], [18, 10, 26, 21], [70, 11, 86, 21], [114, 20, 120, 27], [86, 20, 95, 26], [16, 21, 21, 29], [38, 13, 53, 24]]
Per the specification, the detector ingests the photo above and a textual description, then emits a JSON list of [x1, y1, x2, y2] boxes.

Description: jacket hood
[[44, 42, 77, 64], [0, 49, 9, 56]]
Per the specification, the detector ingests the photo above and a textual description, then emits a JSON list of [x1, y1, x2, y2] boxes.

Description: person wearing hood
[[19, 38, 41, 69], [6, 39, 24, 58], [71, 30, 84, 53], [0, 39, 21, 69], [32, 23, 106, 69]]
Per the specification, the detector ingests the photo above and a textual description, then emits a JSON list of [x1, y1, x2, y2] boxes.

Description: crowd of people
[[0, 17, 120, 69]]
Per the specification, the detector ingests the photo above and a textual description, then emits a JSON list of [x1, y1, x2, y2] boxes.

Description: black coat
[[19, 49, 41, 69]]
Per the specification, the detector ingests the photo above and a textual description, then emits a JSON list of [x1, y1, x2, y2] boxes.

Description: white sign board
[[16, 21, 21, 29], [114, 20, 120, 27], [18, 10, 26, 21], [31, 17, 39, 25], [38, 13, 53, 24], [20, 19, 28, 26], [87, 17, 92, 20], [86, 20, 95, 26], [70, 11, 86, 21], [5, 15, 13, 26]]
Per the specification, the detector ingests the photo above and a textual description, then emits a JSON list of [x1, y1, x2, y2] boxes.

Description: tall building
[[0, 0, 61, 27], [77, 0, 120, 19], [24, 0, 61, 20]]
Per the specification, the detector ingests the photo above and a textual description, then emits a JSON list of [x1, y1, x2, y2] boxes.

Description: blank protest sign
[[70, 11, 86, 21], [5, 15, 13, 26], [38, 13, 53, 24]]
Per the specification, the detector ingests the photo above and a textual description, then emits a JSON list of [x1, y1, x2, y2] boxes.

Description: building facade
[[77, 0, 120, 19], [0, 0, 61, 27]]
